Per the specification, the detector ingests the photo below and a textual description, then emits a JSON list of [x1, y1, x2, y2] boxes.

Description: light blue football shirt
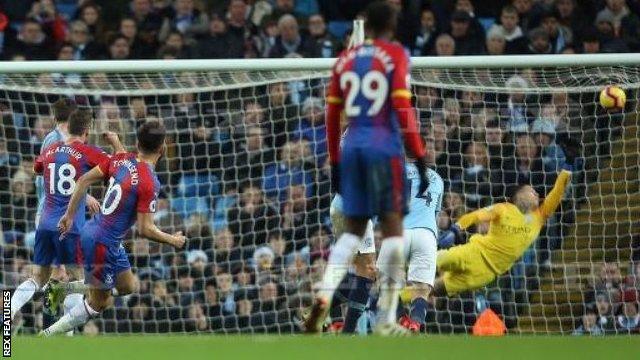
[[36, 126, 66, 218], [403, 163, 444, 236]]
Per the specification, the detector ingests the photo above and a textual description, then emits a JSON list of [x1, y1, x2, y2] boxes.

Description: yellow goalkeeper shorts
[[437, 243, 497, 296]]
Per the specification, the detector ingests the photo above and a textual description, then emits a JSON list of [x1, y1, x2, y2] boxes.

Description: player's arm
[[438, 205, 499, 248], [34, 155, 44, 174], [103, 131, 126, 154], [58, 166, 105, 234], [137, 212, 185, 249], [390, 50, 425, 160], [326, 64, 343, 192], [538, 170, 572, 219]]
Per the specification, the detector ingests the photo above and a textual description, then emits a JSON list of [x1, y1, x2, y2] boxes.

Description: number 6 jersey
[[34, 140, 110, 234], [86, 152, 160, 245]]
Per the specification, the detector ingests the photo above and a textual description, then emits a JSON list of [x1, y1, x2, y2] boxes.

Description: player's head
[[52, 98, 77, 124], [67, 109, 93, 139], [364, 1, 398, 39], [136, 121, 166, 156], [510, 184, 539, 212]]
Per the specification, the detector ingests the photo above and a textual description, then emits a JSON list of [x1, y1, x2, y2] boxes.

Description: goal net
[[1, 55, 638, 335]]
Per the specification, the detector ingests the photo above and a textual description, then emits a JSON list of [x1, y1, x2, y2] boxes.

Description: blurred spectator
[[280, 183, 320, 250], [268, 14, 318, 58], [413, 8, 438, 56], [228, 183, 279, 256], [593, 12, 629, 53], [119, 17, 154, 59], [489, 5, 526, 54], [595, 0, 630, 34], [197, 14, 243, 59], [106, 33, 131, 60], [263, 140, 314, 202], [212, 227, 241, 271], [531, 118, 566, 171], [616, 290, 640, 333], [128, 0, 163, 50], [293, 97, 326, 166], [448, 11, 484, 55], [226, 0, 254, 58], [68, 20, 101, 60], [159, 0, 209, 46], [75, 2, 105, 42], [580, 27, 601, 54], [526, 27, 553, 55], [452, 141, 492, 208], [594, 292, 616, 332], [539, 8, 572, 53], [26, 0, 67, 46], [485, 26, 507, 56], [215, 270, 236, 315], [308, 14, 338, 58], [572, 305, 604, 336], [434, 33, 455, 56], [555, 0, 589, 38], [501, 75, 532, 133], [224, 125, 273, 187], [1, 169, 36, 234], [10, 19, 54, 60]]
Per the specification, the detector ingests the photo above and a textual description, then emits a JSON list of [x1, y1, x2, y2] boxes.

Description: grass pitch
[[13, 335, 638, 360]]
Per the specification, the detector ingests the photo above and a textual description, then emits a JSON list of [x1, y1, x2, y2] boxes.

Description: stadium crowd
[[0, 0, 639, 335]]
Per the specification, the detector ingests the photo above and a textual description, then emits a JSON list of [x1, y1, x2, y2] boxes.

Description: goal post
[[1, 54, 638, 335]]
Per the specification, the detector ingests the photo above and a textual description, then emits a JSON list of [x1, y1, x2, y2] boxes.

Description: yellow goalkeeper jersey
[[456, 170, 571, 275]]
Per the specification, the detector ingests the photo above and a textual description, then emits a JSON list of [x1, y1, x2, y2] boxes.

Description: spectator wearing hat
[[539, 8, 573, 53], [572, 305, 604, 335], [526, 27, 553, 54], [595, 0, 630, 35], [489, 5, 526, 54], [268, 14, 319, 58], [531, 118, 567, 172], [616, 290, 640, 333], [593, 12, 629, 53], [447, 10, 485, 55]]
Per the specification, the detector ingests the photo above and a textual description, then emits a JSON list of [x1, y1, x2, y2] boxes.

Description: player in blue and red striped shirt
[[42, 121, 186, 337], [304, 1, 430, 335], [10, 109, 124, 322]]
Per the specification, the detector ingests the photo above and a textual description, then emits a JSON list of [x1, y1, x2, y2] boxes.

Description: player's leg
[[375, 212, 406, 329], [41, 287, 110, 337], [10, 229, 55, 320], [44, 233, 86, 316], [304, 217, 368, 333], [400, 228, 437, 332], [343, 220, 376, 334]]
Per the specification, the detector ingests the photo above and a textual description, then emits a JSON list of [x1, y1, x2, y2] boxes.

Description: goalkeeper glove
[[414, 155, 430, 196], [438, 223, 461, 249], [330, 164, 340, 194]]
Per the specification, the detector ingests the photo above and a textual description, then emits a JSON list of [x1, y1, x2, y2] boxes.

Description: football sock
[[376, 237, 405, 325], [343, 275, 373, 333], [42, 299, 99, 337], [63, 293, 84, 336], [410, 297, 428, 325], [11, 278, 39, 320], [318, 233, 360, 302]]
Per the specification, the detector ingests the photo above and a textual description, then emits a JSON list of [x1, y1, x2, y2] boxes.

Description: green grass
[[11, 335, 640, 360]]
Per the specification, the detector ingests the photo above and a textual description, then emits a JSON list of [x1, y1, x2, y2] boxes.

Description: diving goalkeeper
[[434, 170, 571, 296]]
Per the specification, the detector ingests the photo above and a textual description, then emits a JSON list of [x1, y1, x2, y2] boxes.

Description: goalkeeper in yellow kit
[[433, 170, 571, 296]]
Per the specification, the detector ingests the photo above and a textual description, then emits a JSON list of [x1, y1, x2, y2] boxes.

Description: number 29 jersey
[[35, 140, 110, 234], [327, 39, 412, 157], [86, 152, 160, 246]]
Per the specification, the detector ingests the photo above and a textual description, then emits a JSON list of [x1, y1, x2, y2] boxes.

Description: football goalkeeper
[[434, 170, 571, 296]]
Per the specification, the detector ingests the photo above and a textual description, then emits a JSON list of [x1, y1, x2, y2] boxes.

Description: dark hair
[[108, 33, 129, 47], [67, 109, 93, 136], [52, 98, 77, 123], [508, 184, 529, 203], [364, 1, 397, 37], [137, 121, 166, 154]]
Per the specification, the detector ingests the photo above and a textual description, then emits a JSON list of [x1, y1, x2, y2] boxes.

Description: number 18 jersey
[[86, 152, 160, 246], [35, 140, 110, 234]]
